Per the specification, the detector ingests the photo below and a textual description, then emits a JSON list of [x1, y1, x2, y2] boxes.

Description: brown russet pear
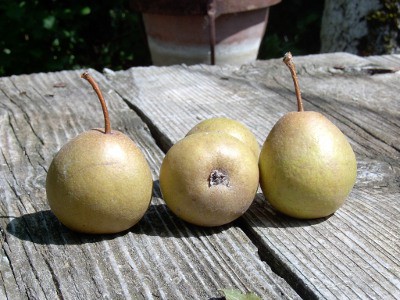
[[46, 72, 153, 234], [160, 132, 259, 227], [259, 53, 357, 219], [186, 117, 260, 159]]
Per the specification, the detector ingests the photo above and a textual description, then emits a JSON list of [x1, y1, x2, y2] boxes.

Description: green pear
[[259, 53, 357, 219], [186, 117, 260, 159], [46, 72, 153, 234], [160, 132, 259, 227]]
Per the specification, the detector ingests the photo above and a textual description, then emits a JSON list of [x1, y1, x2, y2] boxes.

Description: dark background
[[0, 1, 324, 77]]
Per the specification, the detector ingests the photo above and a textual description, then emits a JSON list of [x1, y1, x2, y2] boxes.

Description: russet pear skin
[[186, 117, 260, 159], [46, 129, 153, 234], [160, 132, 259, 227], [259, 111, 357, 219]]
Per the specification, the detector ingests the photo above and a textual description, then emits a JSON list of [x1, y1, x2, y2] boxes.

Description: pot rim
[[130, 0, 281, 15]]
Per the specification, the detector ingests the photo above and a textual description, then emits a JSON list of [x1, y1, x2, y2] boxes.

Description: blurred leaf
[[43, 15, 56, 30], [81, 7, 91, 15], [4, 2, 25, 20], [259, 1, 323, 59], [219, 289, 261, 300]]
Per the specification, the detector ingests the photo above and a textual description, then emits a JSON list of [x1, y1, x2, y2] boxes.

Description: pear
[[186, 117, 260, 159], [160, 132, 259, 227], [46, 72, 153, 234], [259, 53, 357, 219]]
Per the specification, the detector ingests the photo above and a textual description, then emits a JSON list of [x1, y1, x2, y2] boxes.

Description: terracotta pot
[[131, 0, 281, 66]]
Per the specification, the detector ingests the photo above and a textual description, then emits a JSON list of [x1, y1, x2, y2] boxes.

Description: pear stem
[[283, 52, 304, 112], [81, 71, 111, 134]]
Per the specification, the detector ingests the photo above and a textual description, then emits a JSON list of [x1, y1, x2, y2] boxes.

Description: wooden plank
[[245, 189, 400, 299], [109, 52, 400, 299], [363, 54, 400, 70], [0, 70, 300, 299]]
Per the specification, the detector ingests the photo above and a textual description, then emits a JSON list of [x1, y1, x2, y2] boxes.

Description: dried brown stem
[[81, 71, 111, 134], [283, 52, 304, 112]]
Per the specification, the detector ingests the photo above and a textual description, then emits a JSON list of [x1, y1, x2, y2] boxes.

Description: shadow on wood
[[244, 194, 332, 228], [5, 204, 230, 246], [5, 210, 128, 245]]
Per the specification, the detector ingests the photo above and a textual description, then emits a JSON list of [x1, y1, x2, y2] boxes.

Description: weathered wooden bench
[[1, 52, 399, 299]]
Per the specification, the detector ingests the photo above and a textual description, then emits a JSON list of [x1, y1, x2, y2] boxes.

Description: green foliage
[[219, 288, 261, 300], [0, 1, 151, 77], [0, 1, 324, 76], [259, 1, 324, 59], [362, 0, 400, 55]]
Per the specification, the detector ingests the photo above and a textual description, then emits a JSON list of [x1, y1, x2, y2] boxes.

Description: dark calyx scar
[[209, 169, 230, 187]]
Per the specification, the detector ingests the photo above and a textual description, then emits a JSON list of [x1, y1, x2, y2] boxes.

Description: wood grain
[[0, 70, 299, 299], [109, 52, 400, 299]]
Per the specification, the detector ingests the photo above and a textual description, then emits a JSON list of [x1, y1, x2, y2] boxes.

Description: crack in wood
[[43, 257, 64, 300], [5, 79, 45, 147], [236, 218, 316, 300], [270, 74, 400, 156], [311, 95, 400, 154], [6, 113, 36, 168], [7, 113, 25, 152], [332, 65, 399, 75], [117, 91, 172, 154], [19, 242, 48, 299], [1, 232, 20, 299], [1, 150, 21, 192]]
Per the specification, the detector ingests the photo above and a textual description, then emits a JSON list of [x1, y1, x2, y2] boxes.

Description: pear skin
[[46, 129, 153, 233], [160, 132, 259, 227], [258, 52, 357, 219], [186, 117, 260, 159], [259, 111, 357, 219], [46, 72, 153, 234]]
